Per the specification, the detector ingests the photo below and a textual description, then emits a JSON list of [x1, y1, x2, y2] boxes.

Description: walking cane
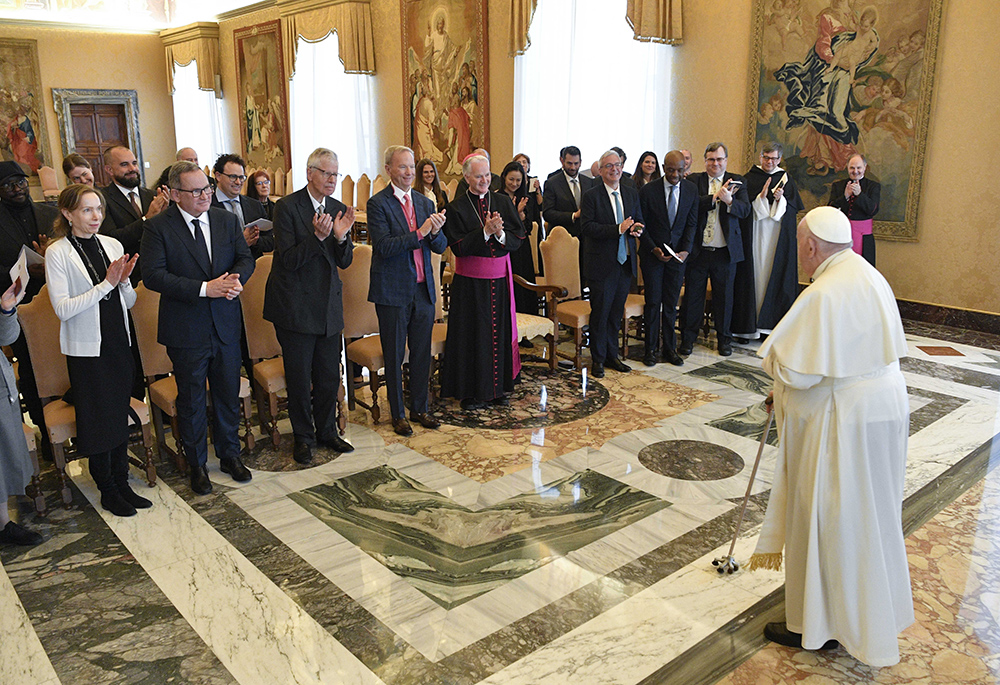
[[712, 396, 774, 574]]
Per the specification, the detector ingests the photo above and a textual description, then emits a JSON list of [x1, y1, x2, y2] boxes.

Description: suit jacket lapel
[[387, 191, 410, 234], [169, 206, 212, 278], [108, 185, 140, 221]]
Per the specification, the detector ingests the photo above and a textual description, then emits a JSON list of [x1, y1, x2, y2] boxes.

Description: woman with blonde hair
[[46, 184, 145, 517]]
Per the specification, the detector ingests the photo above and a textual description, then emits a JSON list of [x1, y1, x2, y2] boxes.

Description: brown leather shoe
[[392, 417, 413, 436], [409, 412, 440, 429]]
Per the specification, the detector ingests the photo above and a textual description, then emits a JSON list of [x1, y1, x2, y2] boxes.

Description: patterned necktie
[[614, 190, 627, 264], [668, 184, 677, 225], [129, 191, 141, 217], [228, 198, 245, 228], [704, 178, 720, 244], [571, 177, 581, 209], [401, 194, 425, 283]]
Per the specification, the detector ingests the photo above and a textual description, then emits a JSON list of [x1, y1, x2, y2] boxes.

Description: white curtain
[[171, 61, 228, 172], [289, 32, 377, 192], [514, 0, 673, 174]]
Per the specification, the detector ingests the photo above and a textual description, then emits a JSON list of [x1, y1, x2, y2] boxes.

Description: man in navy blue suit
[[367, 146, 448, 436], [638, 150, 698, 367], [141, 161, 255, 495], [580, 150, 644, 379], [679, 142, 751, 357]]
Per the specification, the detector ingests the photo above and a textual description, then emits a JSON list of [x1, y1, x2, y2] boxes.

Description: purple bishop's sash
[[453, 254, 521, 380], [850, 218, 873, 256]]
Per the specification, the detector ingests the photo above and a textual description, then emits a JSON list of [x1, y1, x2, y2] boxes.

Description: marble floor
[[2, 320, 999, 684]]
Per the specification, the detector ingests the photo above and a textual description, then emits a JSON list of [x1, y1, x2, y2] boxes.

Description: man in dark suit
[[827, 153, 880, 267], [0, 161, 58, 437], [679, 142, 751, 357], [542, 145, 594, 237], [638, 150, 698, 367], [141, 161, 255, 495], [264, 148, 355, 465], [100, 145, 168, 257], [580, 150, 644, 378], [367, 145, 448, 436], [211, 153, 274, 259]]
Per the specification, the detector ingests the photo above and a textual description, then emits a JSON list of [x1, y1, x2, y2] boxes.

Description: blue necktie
[[614, 190, 626, 264], [667, 184, 676, 225]]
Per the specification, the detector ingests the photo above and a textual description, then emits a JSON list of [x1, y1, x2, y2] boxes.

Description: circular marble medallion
[[638, 440, 745, 481], [430, 366, 610, 429]]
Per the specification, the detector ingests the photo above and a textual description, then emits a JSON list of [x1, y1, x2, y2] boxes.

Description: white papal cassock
[[750, 247, 914, 667]]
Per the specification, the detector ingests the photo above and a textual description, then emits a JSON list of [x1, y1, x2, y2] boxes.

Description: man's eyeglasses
[[601, 162, 623, 171], [760, 155, 781, 162], [0, 177, 28, 191], [310, 166, 341, 181], [173, 185, 212, 198], [705, 156, 727, 163], [218, 172, 247, 183]]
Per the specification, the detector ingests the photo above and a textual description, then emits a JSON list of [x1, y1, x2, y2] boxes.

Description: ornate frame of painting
[[742, 0, 944, 241], [401, 0, 490, 180], [234, 20, 291, 172], [51, 88, 144, 184], [0, 38, 52, 185]]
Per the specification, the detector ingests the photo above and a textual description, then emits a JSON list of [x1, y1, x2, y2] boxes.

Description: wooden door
[[69, 103, 128, 186]]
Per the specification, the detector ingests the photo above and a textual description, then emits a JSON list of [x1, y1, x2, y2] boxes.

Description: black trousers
[[681, 247, 737, 347], [376, 285, 434, 420], [641, 255, 685, 355], [588, 260, 632, 365], [168, 332, 242, 467], [275, 326, 341, 445]]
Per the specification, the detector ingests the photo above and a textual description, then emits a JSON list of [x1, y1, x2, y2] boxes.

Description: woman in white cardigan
[[46, 185, 146, 517]]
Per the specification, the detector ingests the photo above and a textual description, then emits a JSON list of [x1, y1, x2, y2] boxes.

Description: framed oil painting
[[401, 0, 489, 179], [0, 38, 52, 184], [743, 0, 943, 240], [234, 21, 291, 172]]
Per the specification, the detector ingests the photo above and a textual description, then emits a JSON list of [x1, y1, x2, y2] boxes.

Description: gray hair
[[383, 145, 414, 167], [168, 161, 202, 188], [307, 148, 338, 169], [462, 154, 490, 177], [599, 149, 621, 166], [761, 141, 783, 157]]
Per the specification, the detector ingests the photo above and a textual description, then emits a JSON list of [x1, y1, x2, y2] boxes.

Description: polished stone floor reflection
[[2, 321, 999, 684]]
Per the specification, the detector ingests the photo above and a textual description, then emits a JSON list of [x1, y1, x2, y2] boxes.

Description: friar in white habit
[[748, 205, 913, 667]]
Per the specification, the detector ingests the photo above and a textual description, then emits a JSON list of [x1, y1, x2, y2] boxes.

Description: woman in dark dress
[[632, 151, 661, 191], [46, 185, 145, 517], [246, 169, 277, 220], [500, 161, 539, 318]]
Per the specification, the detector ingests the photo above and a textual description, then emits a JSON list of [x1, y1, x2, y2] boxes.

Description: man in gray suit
[[367, 146, 447, 436]]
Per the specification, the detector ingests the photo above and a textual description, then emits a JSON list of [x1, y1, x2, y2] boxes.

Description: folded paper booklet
[[773, 173, 788, 192], [8, 245, 44, 305], [662, 243, 684, 262], [245, 218, 273, 232]]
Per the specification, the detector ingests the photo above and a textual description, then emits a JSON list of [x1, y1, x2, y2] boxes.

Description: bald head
[[663, 150, 685, 185], [176, 147, 199, 165]]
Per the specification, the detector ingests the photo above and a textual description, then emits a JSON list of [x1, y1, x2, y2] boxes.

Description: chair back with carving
[[341, 175, 355, 207], [356, 174, 371, 211], [539, 226, 581, 299]]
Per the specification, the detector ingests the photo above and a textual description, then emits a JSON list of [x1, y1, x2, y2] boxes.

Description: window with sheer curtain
[[171, 61, 228, 174], [288, 31, 377, 192], [514, 0, 673, 175]]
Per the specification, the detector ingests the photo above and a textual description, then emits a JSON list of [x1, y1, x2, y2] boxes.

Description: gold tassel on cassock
[[747, 552, 783, 571]]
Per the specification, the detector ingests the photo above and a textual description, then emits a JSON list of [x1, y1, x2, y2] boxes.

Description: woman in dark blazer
[[500, 161, 539, 319], [46, 184, 145, 517]]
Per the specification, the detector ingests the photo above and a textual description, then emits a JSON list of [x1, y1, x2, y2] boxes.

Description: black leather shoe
[[764, 622, 839, 651], [190, 465, 213, 495], [0, 521, 43, 546], [461, 398, 486, 410], [409, 412, 441, 429], [643, 354, 657, 367], [118, 482, 153, 509], [663, 348, 684, 366], [392, 418, 414, 436], [719, 342, 733, 356], [606, 357, 631, 373], [678, 343, 693, 356], [590, 363, 605, 378], [734, 337, 750, 345], [318, 434, 355, 453], [490, 395, 509, 406], [101, 489, 137, 517], [293, 441, 313, 465], [220, 457, 252, 483]]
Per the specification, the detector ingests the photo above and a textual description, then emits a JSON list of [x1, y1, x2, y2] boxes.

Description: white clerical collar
[[756, 165, 784, 174], [391, 183, 411, 202]]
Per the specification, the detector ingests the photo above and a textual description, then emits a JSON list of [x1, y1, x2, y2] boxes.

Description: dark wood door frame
[[52, 88, 145, 186]]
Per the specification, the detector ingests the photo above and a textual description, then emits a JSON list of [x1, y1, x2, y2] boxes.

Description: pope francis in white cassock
[[748, 206, 914, 667]]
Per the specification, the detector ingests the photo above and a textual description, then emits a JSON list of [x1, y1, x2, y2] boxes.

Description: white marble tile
[[0, 560, 60, 684]]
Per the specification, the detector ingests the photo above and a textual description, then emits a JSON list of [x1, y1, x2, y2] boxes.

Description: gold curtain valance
[[160, 22, 221, 95], [508, 0, 538, 57], [277, 0, 375, 78], [626, 0, 683, 45]]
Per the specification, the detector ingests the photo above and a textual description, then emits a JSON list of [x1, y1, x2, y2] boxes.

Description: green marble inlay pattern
[[290, 466, 669, 609], [687, 360, 773, 396]]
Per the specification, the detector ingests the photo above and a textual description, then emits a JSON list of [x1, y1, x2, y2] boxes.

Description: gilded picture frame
[[401, 0, 490, 180], [743, 0, 944, 241], [234, 20, 292, 173], [0, 38, 52, 185]]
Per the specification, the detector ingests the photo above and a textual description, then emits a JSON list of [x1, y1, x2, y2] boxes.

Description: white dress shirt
[[178, 207, 212, 297]]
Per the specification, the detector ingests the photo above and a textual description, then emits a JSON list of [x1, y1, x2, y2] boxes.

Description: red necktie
[[401, 194, 424, 283]]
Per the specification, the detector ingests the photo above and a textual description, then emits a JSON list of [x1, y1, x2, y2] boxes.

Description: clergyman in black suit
[[210, 153, 274, 259], [263, 148, 355, 466], [580, 150, 644, 378], [367, 145, 447, 437], [99, 145, 168, 257], [141, 161, 255, 495], [827, 153, 880, 267], [679, 142, 751, 357], [638, 150, 698, 367]]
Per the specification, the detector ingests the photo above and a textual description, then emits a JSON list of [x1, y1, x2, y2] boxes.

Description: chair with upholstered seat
[[340, 245, 384, 423], [240, 254, 287, 447], [18, 286, 156, 506], [513, 275, 566, 371], [539, 226, 591, 369]]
